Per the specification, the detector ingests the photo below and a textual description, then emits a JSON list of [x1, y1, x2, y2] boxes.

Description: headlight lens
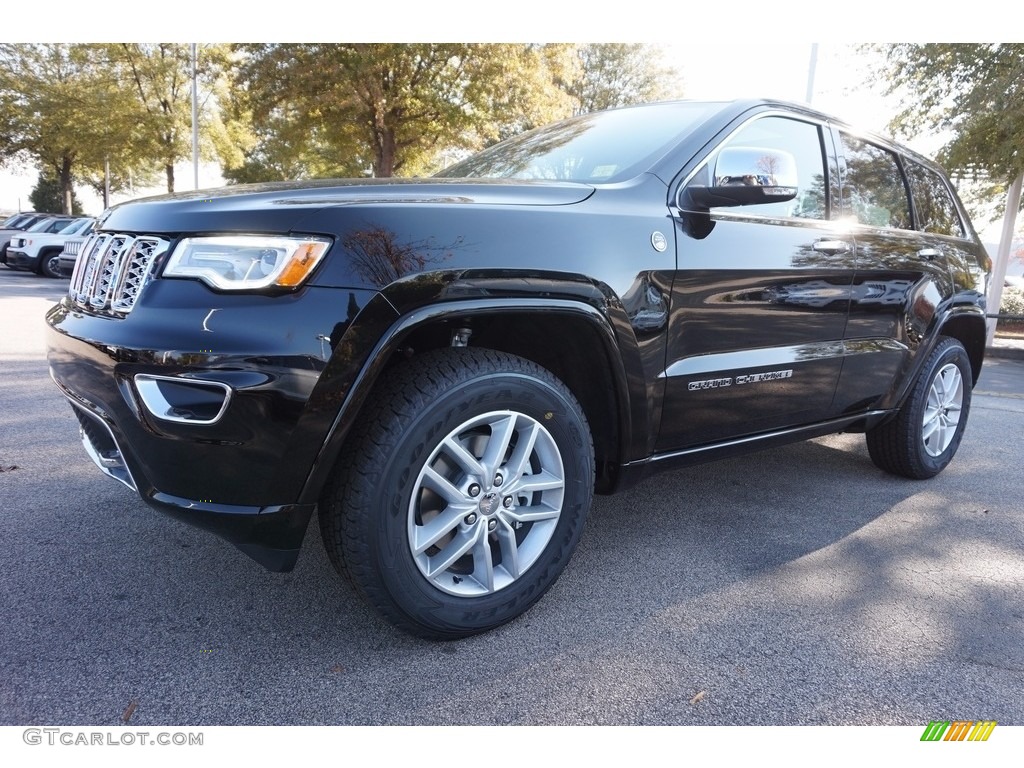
[[163, 235, 332, 290]]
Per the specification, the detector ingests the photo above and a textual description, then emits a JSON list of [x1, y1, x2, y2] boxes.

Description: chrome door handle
[[812, 239, 851, 254], [917, 247, 941, 261]]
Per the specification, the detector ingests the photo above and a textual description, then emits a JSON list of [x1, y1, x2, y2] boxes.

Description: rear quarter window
[[905, 161, 966, 238]]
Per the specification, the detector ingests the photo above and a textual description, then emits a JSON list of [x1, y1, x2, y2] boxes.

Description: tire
[[866, 337, 972, 479], [40, 249, 62, 279], [319, 347, 594, 639]]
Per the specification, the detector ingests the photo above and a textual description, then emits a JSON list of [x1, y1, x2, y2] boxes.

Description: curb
[[986, 345, 1024, 361]]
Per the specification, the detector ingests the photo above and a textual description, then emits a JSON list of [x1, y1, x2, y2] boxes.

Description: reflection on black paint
[[343, 226, 460, 287]]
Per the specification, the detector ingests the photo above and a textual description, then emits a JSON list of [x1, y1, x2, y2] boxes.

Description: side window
[[905, 161, 965, 238], [838, 133, 912, 229], [712, 116, 829, 220]]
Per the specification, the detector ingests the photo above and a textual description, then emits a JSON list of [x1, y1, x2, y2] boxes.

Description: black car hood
[[99, 178, 596, 235]]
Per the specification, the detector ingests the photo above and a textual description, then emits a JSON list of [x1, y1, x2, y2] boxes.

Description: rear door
[[830, 130, 960, 413]]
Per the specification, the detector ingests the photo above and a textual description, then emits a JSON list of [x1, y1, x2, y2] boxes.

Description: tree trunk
[[374, 131, 397, 177], [166, 164, 175, 193], [59, 156, 74, 214]]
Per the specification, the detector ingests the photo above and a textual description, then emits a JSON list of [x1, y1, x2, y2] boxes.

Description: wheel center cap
[[478, 492, 499, 516]]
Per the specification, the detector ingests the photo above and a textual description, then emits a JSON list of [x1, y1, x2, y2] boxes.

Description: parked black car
[[47, 100, 989, 638]]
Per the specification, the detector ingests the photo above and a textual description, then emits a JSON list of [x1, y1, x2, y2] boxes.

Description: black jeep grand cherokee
[[47, 100, 990, 638]]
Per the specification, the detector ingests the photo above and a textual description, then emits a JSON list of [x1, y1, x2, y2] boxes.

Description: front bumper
[[6, 248, 35, 269], [46, 278, 389, 571]]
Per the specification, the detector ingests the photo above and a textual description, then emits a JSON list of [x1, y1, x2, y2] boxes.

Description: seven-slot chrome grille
[[68, 233, 170, 314]]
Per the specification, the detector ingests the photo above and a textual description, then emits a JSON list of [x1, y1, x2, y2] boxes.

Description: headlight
[[163, 235, 331, 290]]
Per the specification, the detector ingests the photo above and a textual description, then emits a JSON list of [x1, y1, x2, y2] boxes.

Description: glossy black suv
[[47, 100, 989, 638]]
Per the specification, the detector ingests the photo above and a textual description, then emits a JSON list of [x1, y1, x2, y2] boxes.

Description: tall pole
[[103, 156, 110, 208], [986, 172, 1023, 345], [191, 43, 199, 191], [805, 43, 819, 104]]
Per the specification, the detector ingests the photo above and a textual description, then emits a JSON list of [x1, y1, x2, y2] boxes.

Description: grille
[[68, 233, 170, 314]]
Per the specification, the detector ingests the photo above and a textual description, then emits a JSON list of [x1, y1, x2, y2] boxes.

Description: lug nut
[[503, 496, 513, 508], [493, 474, 503, 487], [464, 513, 477, 525], [468, 483, 481, 497], [487, 519, 497, 531]]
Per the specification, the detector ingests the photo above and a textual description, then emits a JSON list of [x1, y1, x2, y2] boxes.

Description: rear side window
[[905, 161, 965, 238], [838, 133, 912, 230]]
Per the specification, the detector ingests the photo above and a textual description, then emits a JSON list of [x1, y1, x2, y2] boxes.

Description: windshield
[[436, 102, 721, 184], [60, 218, 92, 235]]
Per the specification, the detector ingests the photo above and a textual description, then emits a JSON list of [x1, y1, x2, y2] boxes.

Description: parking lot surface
[[2, 268, 1022, 725]]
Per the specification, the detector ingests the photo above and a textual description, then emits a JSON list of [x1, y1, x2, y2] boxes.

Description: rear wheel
[[319, 347, 594, 638], [866, 337, 972, 479]]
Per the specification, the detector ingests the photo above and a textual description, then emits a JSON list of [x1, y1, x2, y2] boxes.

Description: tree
[[29, 171, 83, 214], [564, 44, 683, 115], [103, 43, 241, 193], [876, 44, 1024, 341], [0, 44, 146, 213], [229, 44, 576, 180], [878, 44, 1024, 186]]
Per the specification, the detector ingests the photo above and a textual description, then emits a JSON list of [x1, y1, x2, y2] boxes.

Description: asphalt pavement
[[1, 267, 1022, 726]]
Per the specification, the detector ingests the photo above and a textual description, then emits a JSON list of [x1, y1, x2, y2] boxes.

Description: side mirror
[[686, 146, 799, 209]]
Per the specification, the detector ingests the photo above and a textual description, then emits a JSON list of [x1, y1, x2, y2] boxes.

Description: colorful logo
[[921, 721, 997, 742]]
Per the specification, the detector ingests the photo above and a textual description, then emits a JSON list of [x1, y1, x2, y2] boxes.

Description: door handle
[[812, 239, 851, 255], [917, 247, 941, 261]]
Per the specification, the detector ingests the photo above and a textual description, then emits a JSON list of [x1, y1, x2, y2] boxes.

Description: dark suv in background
[[46, 99, 989, 638]]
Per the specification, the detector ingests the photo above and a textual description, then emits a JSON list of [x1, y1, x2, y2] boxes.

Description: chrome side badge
[[651, 231, 668, 252]]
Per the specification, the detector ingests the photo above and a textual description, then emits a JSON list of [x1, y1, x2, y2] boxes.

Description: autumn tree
[[103, 43, 243, 193], [878, 44, 1024, 186], [877, 44, 1024, 336], [564, 44, 683, 115], [228, 44, 576, 181], [0, 44, 147, 213]]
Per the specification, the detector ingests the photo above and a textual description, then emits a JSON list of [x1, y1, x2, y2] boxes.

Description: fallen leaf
[[0, 465, 17, 472], [690, 691, 706, 705], [330, 664, 346, 673], [122, 699, 138, 722]]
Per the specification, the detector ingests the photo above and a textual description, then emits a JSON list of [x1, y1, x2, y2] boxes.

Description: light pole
[[191, 43, 199, 191]]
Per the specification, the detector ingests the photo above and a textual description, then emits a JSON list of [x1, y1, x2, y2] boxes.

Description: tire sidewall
[[364, 370, 592, 636]]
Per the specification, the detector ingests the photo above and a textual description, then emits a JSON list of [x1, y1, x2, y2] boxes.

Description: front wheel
[[319, 348, 594, 638], [40, 249, 63, 279], [866, 337, 973, 479]]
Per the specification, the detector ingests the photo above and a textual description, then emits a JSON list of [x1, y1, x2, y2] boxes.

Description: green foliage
[[0, 44, 148, 213], [876, 44, 1024, 188], [29, 171, 83, 214], [228, 44, 578, 179], [101, 43, 244, 192], [564, 44, 683, 115]]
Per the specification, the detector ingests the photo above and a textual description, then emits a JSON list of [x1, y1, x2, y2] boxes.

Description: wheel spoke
[[501, 502, 561, 524], [412, 505, 473, 555], [510, 470, 563, 495], [470, 529, 495, 592], [501, 421, 539, 484], [480, 414, 517, 478], [426, 527, 480, 578], [442, 436, 486, 478], [421, 465, 467, 506], [921, 413, 941, 442], [496, 521, 521, 580]]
